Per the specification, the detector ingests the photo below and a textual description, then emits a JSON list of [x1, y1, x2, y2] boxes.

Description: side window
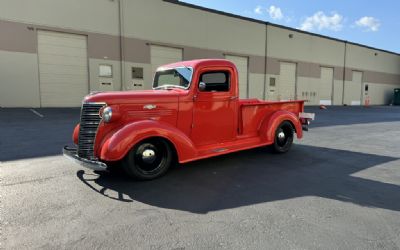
[[199, 71, 230, 92]]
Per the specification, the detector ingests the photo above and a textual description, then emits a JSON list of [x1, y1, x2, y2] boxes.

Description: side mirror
[[199, 82, 206, 91]]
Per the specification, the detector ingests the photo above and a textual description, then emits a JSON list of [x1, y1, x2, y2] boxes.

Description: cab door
[[190, 68, 237, 146]]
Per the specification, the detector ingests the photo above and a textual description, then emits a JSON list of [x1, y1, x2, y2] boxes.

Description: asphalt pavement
[[1, 106, 400, 249]]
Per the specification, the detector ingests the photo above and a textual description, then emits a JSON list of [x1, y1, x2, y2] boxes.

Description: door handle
[[230, 96, 238, 100]]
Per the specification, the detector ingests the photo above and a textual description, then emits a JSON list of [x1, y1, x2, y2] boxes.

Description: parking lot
[[1, 106, 400, 249]]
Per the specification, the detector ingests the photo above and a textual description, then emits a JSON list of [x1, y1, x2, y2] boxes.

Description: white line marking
[[30, 109, 44, 118]]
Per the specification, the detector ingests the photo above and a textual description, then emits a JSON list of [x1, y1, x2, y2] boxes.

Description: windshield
[[153, 67, 193, 90]]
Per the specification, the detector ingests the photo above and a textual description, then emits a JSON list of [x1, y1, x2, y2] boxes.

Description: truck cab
[[64, 59, 314, 180]]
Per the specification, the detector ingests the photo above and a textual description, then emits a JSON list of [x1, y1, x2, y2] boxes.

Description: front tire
[[272, 121, 294, 153], [122, 138, 172, 180]]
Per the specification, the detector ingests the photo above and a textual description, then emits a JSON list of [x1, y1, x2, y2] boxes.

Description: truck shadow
[[76, 145, 400, 214]]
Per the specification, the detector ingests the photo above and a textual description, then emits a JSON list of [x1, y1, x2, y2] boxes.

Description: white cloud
[[285, 16, 293, 23], [355, 16, 380, 31], [300, 11, 344, 32], [254, 6, 263, 15], [267, 5, 284, 20]]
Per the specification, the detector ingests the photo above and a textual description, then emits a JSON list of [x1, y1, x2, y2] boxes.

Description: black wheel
[[272, 121, 294, 153], [122, 138, 172, 180]]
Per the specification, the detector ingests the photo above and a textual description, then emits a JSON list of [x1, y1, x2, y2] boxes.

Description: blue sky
[[181, 0, 400, 53]]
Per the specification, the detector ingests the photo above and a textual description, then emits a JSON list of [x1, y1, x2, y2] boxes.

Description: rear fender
[[99, 120, 197, 162], [259, 111, 303, 142]]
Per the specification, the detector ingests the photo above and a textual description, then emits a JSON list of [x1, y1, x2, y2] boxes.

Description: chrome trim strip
[[82, 101, 107, 105]]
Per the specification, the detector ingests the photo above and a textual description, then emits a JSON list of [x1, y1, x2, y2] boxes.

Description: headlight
[[101, 106, 112, 123]]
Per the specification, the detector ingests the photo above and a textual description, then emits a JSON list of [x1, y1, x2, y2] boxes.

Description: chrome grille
[[77, 103, 106, 160]]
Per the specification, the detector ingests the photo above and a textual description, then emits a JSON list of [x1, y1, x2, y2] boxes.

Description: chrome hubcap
[[278, 131, 286, 141], [142, 149, 156, 164]]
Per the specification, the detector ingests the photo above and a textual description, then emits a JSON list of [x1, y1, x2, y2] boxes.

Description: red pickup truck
[[64, 59, 314, 180]]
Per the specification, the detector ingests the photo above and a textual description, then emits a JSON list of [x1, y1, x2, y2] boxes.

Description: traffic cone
[[364, 96, 370, 108]]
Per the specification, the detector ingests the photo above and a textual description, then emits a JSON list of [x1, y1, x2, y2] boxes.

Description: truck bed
[[238, 99, 304, 137]]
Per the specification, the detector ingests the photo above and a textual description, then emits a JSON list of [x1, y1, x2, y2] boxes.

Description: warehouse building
[[0, 0, 399, 107]]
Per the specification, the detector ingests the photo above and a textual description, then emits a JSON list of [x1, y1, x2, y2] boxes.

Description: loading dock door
[[37, 30, 89, 107], [344, 71, 362, 105], [320, 67, 333, 105], [279, 62, 296, 100], [225, 55, 248, 98], [150, 45, 183, 79]]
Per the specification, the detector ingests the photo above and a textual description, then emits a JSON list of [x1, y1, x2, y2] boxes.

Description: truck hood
[[84, 89, 187, 105]]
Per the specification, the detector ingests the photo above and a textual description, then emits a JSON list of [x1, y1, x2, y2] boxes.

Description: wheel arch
[[99, 120, 197, 162], [259, 110, 303, 142]]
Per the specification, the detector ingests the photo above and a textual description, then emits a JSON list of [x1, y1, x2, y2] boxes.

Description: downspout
[[342, 41, 347, 105], [263, 22, 268, 101], [118, 0, 125, 90]]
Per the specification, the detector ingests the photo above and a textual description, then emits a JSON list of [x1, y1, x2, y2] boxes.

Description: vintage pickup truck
[[64, 59, 314, 180]]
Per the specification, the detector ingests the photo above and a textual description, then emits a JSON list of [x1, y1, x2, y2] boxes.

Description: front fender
[[260, 111, 303, 143], [73, 124, 80, 145], [99, 120, 197, 162]]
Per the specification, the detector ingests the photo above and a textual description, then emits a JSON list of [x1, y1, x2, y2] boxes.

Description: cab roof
[[159, 59, 237, 71]]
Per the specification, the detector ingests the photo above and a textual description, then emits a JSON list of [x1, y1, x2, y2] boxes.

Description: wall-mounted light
[[374, 52, 378, 56], [289, 34, 294, 38]]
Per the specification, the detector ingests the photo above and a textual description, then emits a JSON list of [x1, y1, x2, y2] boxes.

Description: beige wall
[[345, 44, 400, 105], [297, 77, 320, 105], [122, 0, 266, 56], [0, 50, 40, 107], [123, 62, 153, 90], [0, 0, 120, 36], [122, 0, 267, 98], [365, 83, 396, 105], [266, 25, 349, 105], [249, 74, 265, 100], [267, 25, 345, 67], [346, 44, 400, 74], [0, 0, 399, 107], [89, 59, 122, 93]]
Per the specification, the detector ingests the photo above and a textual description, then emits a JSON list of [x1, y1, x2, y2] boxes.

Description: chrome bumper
[[63, 146, 108, 171], [299, 112, 315, 132]]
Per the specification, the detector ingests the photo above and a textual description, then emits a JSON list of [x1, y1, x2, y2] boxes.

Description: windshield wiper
[[154, 85, 186, 90]]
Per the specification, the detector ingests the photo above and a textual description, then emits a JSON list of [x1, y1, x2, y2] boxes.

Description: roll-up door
[[37, 30, 89, 107], [320, 67, 333, 105]]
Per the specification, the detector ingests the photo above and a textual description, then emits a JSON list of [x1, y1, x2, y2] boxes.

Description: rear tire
[[122, 138, 172, 180], [272, 121, 294, 153]]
